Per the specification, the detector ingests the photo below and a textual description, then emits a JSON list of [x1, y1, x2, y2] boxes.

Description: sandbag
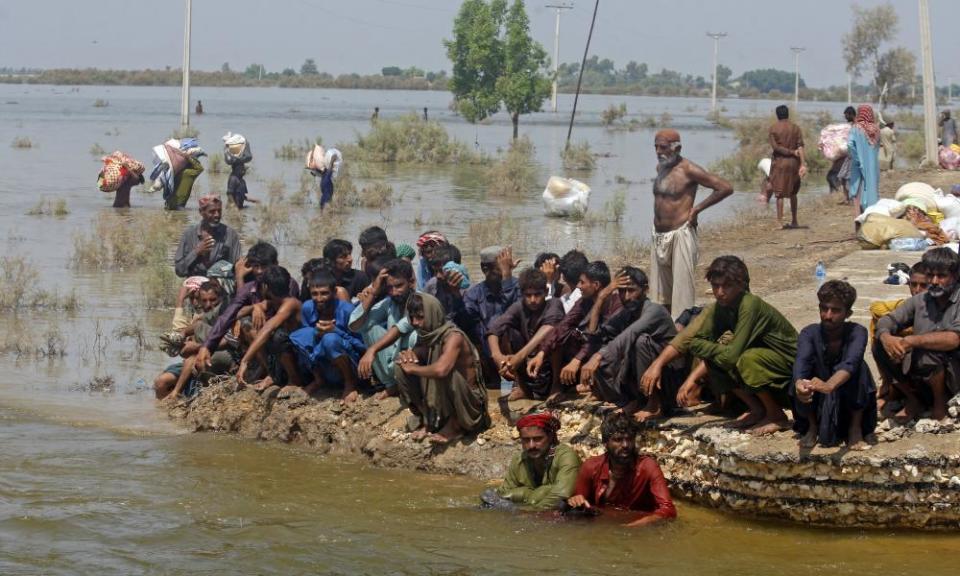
[[935, 192, 960, 219], [939, 146, 960, 170], [855, 198, 906, 224], [306, 144, 326, 171], [857, 213, 924, 249], [895, 182, 938, 212], [543, 176, 590, 217], [818, 123, 850, 161]]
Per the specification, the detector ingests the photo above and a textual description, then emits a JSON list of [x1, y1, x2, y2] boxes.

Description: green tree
[[221, 62, 232, 73], [716, 64, 732, 87], [621, 61, 648, 83], [877, 46, 917, 106], [842, 3, 899, 96], [281, 67, 297, 76], [381, 66, 402, 76], [739, 68, 802, 93], [301, 58, 320, 76], [244, 63, 264, 78], [496, 0, 550, 139], [444, 0, 507, 123]]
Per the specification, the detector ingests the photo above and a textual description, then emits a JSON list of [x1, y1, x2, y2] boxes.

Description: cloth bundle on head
[[183, 276, 209, 292], [198, 194, 222, 209], [442, 261, 471, 289], [516, 412, 561, 436], [480, 246, 502, 265], [855, 105, 880, 146], [654, 129, 681, 143], [416, 231, 447, 249], [395, 243, 416, 260]]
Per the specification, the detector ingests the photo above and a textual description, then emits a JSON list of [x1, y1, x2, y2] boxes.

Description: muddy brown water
[[0, 86, 943, 574]]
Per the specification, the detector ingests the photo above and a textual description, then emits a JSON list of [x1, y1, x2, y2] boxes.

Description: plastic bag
[[889, 237, 929, 251], [543, 176, 590, 217]]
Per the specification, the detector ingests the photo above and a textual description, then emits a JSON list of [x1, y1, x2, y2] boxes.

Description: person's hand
[[234, 257, 249, 283], [579, 354, 601, 390], [567, 495, 591, 509], [444, 269, 464, 292], [799, 163, 808, 178], [497, 246, 520, 279], [396, 349, 419, 373], [315, 320, 335, 335], [194, 346, 212, 371], [808, 377, 836, 395], [237, 358, 250, 385], [881, 333, 909, 362], [527, 351, 545, 378], [641, 363, 662, 397], [560, 359, 581, 387], [540, 257, 558, 284], [176, 284, 190, 307], [795, 379, 815, 404], [196, 232, 214, 256], [675, 378, 701, 409], [251, 302, 267, 330], [598, 271, 631, 302], [498, 355, 518, 380], [371, 268, 389, 293], [688, 207, 700, 228], [358, 350, 375, 380]]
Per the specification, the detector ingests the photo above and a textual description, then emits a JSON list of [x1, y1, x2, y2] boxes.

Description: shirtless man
[[651, 129, 733, 314]]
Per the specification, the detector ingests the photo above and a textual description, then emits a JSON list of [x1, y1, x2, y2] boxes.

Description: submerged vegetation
[[26, 198, 69, 217], [349, 114, 485, 164], [275, 137, 322, 161], [0, 256, 80, 311], [486, 136, 538, 197], [71, 211, 182, 270], [11, 136, 33, 149], [561, 141, 596, 172]]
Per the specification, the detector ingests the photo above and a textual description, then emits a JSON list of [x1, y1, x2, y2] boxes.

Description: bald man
[[651, 129, 733, 314]]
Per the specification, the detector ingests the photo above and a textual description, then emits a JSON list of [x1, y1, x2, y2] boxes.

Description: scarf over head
[[183, 276, 209, 293], [413, 292, 459, 349], [516, 411, 561, 436], [855, 105, 880, 146], [416, 231, 447, 249], [198, 194, 222, 210], [395, 243, 416, 260]]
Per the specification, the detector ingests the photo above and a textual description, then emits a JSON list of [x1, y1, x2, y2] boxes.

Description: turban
[[416, 231, 447, 249], [516, 411, 561, 436], [654, 129, 681, 143], [183, 276, 209, 292], [480, 246, 502, 265], [198, 194, 222, 210], [395, 243, 416, 260]]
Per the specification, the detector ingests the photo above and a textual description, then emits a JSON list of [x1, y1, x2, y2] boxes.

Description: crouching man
[[875, 247, 960, 423], [567, 412, 676, 526], [481, 412, 581, 511]]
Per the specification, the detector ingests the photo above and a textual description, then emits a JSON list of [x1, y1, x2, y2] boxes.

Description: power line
[[566, 0, 599, 149]]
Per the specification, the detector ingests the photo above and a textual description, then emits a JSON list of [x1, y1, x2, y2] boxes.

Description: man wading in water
[[651, 129, 733, 315]]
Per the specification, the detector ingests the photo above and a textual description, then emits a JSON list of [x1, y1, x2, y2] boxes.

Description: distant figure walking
[[848, 104, 881, 218], [423, 107, 428, 121], [372, 107, 379, 122], [195, 100, 204, 115], [879, 121, 896, 172], [767, 105, 807, 229], [940, 110, 957, 147]]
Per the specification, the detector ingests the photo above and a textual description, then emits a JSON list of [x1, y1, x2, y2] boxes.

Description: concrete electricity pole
[[547, 3, 573, 113], [791, 46, 805, 111], [180, 0, 192, 130], [847, 73, 852, 105], [707, 32, 727, 114], [919, 0, 938, 166]]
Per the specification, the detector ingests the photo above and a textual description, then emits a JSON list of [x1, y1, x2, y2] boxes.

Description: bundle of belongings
[[939, 144, 960, 171], [883, 262, 911, 285], [304, 144, 342, 178], [97, 151, 145, 192], [149, 137, 206, 210], [857, 182, 959, 249], [818, 123, 851, 161], [542, 176, 591, 217], [223, 132, 252, 166]]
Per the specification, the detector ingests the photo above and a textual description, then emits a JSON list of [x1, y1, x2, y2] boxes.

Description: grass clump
[[71, 211, 182, 270], [486, 136, 538, 197], [0, 256, 80, 311], [207, 152, 224, 175], [254, 179, 293, 244], [562, 141, 596, 172], [899, 131, 925, 166], [275, 137, 321, 161], [26, 198, 69, 217], [11, 136, 33, 149], [351, 113, 484, 164], [93, 99, 109, 108], [601, 103, 628, 127], [171, 125, 199, 139]]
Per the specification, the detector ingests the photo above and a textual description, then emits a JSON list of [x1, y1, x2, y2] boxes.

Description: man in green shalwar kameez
[[688, 256, 798, 435]]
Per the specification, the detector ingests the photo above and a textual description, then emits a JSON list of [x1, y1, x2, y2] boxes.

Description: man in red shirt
[[567, 412, 676, 526]]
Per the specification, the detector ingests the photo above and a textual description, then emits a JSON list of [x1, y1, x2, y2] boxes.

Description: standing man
[[940, 110, 957, 148], [651, 129, 733, 315], [879, 121, 896, 171], [768, 105, 808, 229], [173, 195, 242, 278]]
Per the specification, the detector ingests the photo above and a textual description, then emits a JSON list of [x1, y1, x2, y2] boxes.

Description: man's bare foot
[[374, 387, 397, 401], [410, 426, 429, 441], [847, 427, 868, 450], [278, 384, 301, 398], [575, 383, 591, 394], [634, 408, 663, 423], [507, 387, 528, 402], [894, 398, 922, 424], [748, 418, 790, 436], [616, 401, 638, 416], [798, 429, 818, 449], [728, 410, 764, 430], [253, 376, 275, 392], [341, 389, 359, 404], [428, 420, 463, 445], [932, 403, 948, 422]]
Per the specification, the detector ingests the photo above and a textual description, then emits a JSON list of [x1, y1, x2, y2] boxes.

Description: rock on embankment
[[169, 379, 960, 530]]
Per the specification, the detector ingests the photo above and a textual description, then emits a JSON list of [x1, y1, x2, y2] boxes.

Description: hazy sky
[[2, 0, 958, 87]]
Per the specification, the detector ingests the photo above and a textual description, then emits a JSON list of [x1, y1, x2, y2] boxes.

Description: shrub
[[171, 125, 199, 139], [486, 136, 538, 197], [26, 198, 69, 217], [601, 103, 628, 127], [71, 211, 182, 270], [93, 99, 109, 108], [207, 152, 224, 175], [561, 141, 596, 172], [89, 142, 106, 156], [275, 137, 320, 160], [11, 136, 32, 149], [350, 113, 484, 164]]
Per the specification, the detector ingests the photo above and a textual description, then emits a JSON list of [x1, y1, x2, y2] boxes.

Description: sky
[[1, 0, 959, 88]]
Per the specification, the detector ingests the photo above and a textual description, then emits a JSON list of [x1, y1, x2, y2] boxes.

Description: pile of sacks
[[97, 151, 144, 192], [857, 182, 960, 249], [223, 132, 252, 166], [149, 138, 207, 209]]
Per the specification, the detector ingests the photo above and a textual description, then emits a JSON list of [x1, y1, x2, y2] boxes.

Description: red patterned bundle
[[98, 151, 145, 192]]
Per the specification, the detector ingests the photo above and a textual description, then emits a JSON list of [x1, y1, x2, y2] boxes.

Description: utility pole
[[706, 32, 726, 115], [847, 73, 852, 105], [919, 0, 938, 167], [949, 76, 953, 101], [179, 0, 192, 130], [566, 0, 599, 149], [791, 46, 805, 111], [546, 3, 573, 113]]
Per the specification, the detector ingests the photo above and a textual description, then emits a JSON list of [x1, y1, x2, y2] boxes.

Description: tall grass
[[561, 141, 596, 172], [26, 198, 69, 217], [350, 113, 484, 164], [254, 179, 292, 243], [709, 113, 829, 183], [71, 211, 182, 270], [11, 136, 33, 149], [0, 256, 80, 311], [275, 137, 321, 160], [486, 136, 538, 197], [601, 103, 628, 127], [171, 125, 199, 139], [207, 152, 224, 175], [89, 142, 106, 156]]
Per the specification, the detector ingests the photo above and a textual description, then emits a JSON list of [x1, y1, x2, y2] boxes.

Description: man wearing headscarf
[[848, 104, 881, 217], [393, 293, 490, 445], [480, 411, 581, 511], [173, 194, 242, 278], [416, 231, 448, 290], [768, 105, 808, 229], [651, 129, 733, 315], [940, 110, 958, 148]]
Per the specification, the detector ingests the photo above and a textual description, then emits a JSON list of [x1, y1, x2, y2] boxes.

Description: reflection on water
[[0, 86, 939, 574]]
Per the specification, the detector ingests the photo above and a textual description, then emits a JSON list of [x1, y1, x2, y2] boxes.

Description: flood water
[[0, 85, 949, 574]]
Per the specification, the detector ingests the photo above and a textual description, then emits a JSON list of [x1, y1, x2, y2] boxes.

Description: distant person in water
[[113, 170, 143, 209], [651, 129, 733, 315], [195, 100, 203, 115], [423, 107, 428, 121], [767, 105, 808, 229], [567, 412, 676, 526], [226, 163, 257, 209], [372, 107, 379, 122]]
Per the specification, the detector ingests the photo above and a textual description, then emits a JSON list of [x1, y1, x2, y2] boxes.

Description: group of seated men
[[157, 194, 960, 451]]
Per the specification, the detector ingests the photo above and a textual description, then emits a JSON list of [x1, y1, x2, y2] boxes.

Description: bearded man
[[651, 129, 733, 314]]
